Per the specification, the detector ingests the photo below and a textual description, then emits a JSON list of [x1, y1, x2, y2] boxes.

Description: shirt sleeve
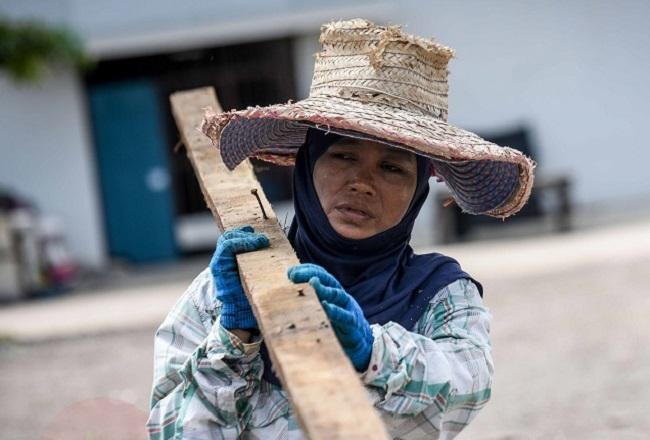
[[146, 268, 264, 440], [360, 278, 493, 438]]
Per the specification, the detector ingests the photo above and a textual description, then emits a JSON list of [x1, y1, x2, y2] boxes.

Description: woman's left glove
[[288, 263, 373, 372], [210, 225, 270, 330]]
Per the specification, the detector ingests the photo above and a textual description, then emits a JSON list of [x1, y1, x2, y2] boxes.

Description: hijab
[[260, 128, 482, 387]]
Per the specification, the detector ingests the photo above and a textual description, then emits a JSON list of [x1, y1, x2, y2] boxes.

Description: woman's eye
[[331, 153, 355, 161], [382, 163, 404, 173]]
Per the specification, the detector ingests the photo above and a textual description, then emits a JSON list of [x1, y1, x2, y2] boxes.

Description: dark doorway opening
[[85, 38, 297, 260]]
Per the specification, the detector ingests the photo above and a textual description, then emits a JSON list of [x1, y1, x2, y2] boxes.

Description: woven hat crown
[[310, 18, 455, 121]]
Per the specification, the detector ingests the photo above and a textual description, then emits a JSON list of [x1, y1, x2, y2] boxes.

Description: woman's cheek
[[390, 182, 416, 215], [320, 178, 342, 214]]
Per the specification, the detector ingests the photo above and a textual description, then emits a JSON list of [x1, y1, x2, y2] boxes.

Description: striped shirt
[[147, 268, 493, 439]]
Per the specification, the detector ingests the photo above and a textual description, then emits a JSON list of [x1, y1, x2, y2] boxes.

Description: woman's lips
[[334, 204, 374, 222]]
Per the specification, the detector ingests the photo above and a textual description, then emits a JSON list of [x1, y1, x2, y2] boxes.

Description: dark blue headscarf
[[260, 128, 482, 387]]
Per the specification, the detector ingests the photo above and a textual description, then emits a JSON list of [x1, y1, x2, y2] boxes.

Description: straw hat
[[201, 18, 536, 218]]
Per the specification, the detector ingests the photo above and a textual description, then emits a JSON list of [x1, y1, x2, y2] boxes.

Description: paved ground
[[463, 254, 650, 440], [0, 329, 153, 439], [1, 220, 649, 439]]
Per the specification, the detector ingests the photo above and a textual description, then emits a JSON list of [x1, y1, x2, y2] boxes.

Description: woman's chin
[[330, 221, 377, 240]]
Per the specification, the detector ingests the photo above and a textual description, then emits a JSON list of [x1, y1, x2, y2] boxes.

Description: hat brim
[[202, 96, 536, 218]]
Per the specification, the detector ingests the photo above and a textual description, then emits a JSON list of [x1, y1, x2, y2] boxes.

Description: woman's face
[[313, 138, 418, 240]]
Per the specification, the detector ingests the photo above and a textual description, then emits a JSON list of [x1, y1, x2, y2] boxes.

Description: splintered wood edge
[[169, 87, 389, 440]]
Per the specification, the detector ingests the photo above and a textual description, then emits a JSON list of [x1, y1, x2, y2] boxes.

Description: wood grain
[[170, 87, 389, 439]]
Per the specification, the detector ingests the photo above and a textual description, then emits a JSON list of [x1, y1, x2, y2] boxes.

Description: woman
[[148, 19, 534, 439]]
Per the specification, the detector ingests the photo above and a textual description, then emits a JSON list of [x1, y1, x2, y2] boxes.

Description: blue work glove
[[287, 263, 373, 372], [210, 225, 270, 330]]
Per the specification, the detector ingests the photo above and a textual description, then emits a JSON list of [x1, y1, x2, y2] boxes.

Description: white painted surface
[[398, 0, 650, 205], [0, 71, 107, 267], [292, 33, 321, 100], [1, 0, 395, 58]]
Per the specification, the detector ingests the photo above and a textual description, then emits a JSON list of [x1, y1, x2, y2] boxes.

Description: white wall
[[292, 33, 321, 100], [1, 0, 396, 59], [397, 0, 650, 206], [0, 70, 107, 267]]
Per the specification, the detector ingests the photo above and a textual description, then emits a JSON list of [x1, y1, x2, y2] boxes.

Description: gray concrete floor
[[0, 329, 154, 439], [462, 254, 650, 440], [1, 220, 650, 439]]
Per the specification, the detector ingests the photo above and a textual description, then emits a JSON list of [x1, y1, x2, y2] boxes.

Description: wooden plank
[[170, 87, 389, 440]]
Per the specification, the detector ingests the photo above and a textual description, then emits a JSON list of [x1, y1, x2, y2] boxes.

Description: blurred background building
[[1, 0, 649, 296]]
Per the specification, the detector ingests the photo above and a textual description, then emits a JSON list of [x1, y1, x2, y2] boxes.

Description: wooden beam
[[170, 87, 389, 440]]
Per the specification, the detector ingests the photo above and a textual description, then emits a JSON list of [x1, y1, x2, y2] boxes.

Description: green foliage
[[0, 17, 94, 83]]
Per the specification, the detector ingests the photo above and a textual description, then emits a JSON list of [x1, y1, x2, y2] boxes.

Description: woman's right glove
[[210, 225, 269, 330]]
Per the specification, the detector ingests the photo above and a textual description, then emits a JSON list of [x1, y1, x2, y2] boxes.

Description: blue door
[[89, 80, 177, 263]]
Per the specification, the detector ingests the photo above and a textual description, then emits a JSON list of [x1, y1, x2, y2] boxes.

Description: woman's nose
[[348, 178, 375, 196]]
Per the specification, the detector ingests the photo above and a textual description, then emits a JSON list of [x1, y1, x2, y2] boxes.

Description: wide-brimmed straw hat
[[201, 18, 535, 218]]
